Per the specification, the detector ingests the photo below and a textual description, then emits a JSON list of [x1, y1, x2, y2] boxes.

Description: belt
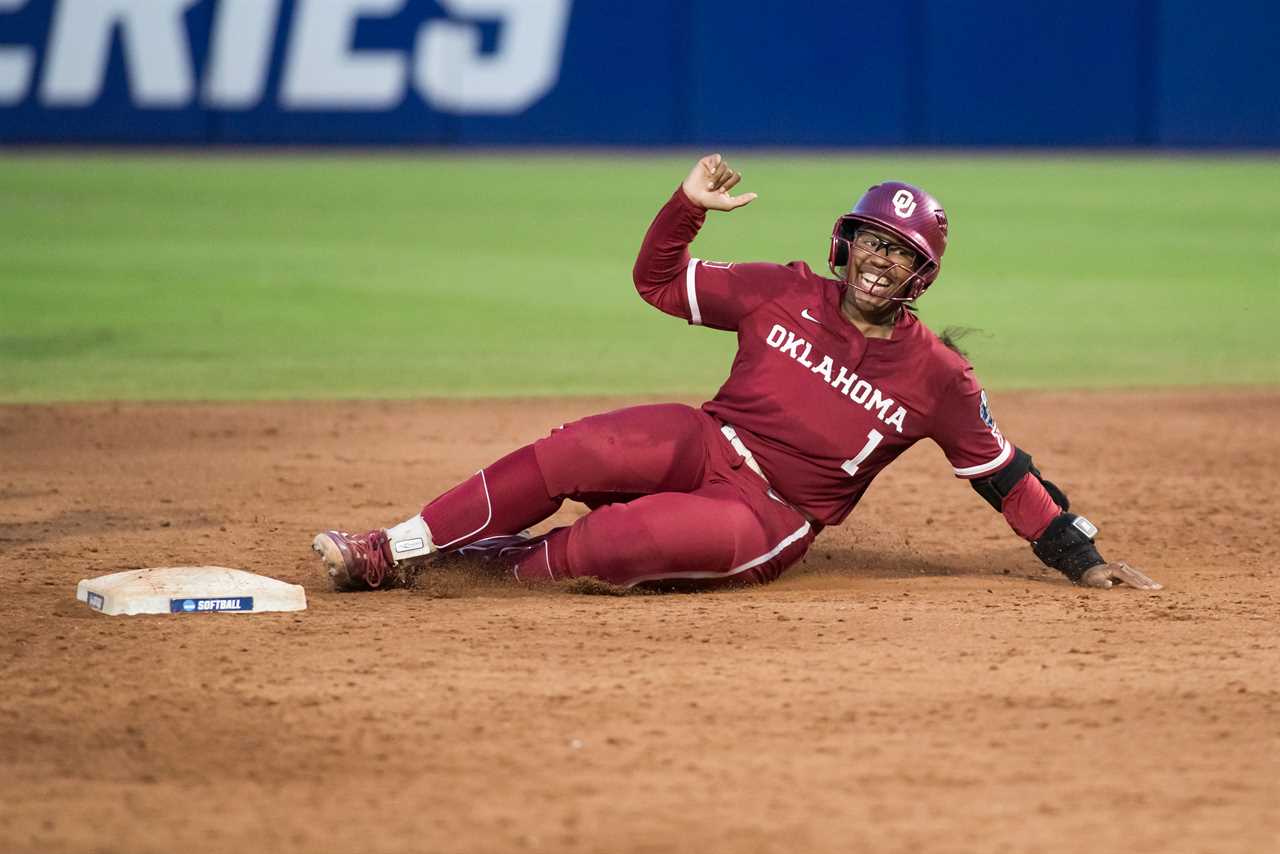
[[720, 424, 768, 482], [720, 422, 821, 527]]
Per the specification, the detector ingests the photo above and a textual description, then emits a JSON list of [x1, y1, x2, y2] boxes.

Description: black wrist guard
[[1032, 513, 1105, 582]]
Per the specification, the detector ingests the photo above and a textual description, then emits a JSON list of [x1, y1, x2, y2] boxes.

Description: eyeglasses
[[850, 228, 918, 267]]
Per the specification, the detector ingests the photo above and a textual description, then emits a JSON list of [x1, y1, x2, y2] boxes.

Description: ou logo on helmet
[[892, 189, 917, 218]]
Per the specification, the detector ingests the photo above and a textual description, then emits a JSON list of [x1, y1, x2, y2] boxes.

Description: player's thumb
[[728, 192, 758, 209]]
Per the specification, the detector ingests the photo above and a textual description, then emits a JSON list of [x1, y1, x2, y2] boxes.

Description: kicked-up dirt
[[0, 390, 1277, 854]]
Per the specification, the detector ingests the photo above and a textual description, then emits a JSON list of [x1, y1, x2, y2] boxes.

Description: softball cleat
[[312, 528, 396, 591]]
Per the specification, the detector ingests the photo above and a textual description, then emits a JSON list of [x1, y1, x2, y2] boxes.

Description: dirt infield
[[1, 391, 1276, 854]]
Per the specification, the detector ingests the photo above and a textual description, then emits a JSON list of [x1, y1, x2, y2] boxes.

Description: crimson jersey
[[635, 188, 1049, 531]]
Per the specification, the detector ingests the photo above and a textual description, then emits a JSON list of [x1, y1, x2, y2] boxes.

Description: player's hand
[[1077, 562, 1163, 590], [681, 153, 757, 212]]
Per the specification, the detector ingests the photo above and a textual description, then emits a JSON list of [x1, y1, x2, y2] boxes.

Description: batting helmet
[[828, 181, 949, 302]]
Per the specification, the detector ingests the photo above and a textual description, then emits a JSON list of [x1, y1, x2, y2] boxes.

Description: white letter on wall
[[416, 0, 572, 114], [282, 0, 407, 109], [203, 0, 282, 108], [41, 0, 197, 107], [0, 0, 33, 106]]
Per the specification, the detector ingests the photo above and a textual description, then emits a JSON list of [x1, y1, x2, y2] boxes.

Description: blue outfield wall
[[0, 0, 1276, 147]]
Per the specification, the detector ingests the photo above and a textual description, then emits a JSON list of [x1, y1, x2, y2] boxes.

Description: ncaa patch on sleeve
[[979, 390, 996, 429]]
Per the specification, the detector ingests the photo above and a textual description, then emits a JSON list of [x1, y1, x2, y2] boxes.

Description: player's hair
[[938, 325, 981, 358]]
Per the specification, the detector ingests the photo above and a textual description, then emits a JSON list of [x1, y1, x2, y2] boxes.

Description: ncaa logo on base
[[892, 190, 917, 218], [168, 597, 254, 613]]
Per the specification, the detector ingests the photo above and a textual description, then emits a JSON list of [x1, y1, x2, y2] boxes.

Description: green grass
[[1, 153, 1277, 401]]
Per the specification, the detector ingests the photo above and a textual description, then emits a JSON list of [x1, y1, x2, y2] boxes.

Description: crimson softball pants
[[418, 404, 815, 588]]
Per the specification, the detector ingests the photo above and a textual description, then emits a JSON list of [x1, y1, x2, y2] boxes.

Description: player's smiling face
[[845, 226, 919, 321]]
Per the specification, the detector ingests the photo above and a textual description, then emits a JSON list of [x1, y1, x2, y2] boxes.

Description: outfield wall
[[1, 0, 1276, 147]]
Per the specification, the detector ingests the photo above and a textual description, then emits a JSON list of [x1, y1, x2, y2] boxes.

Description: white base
[[76, 566, 307, 616]]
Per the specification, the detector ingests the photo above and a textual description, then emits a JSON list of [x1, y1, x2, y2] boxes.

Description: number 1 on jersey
[[841, 429, 884, 477]]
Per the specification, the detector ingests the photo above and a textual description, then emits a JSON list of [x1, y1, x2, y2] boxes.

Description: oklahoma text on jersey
[[764, 323, 908, 433]]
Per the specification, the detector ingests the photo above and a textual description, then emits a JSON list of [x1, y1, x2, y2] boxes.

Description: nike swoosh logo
[[800, 308, 822, 324]]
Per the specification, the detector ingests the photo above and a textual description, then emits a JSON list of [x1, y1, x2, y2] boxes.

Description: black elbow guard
[[971, 447, 1032, 511], [1032, 514, 1105, 582], [971, 447, 1070, 512]]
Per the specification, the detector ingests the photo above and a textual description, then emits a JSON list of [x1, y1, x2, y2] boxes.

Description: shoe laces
[[356, 529, 393, 588]]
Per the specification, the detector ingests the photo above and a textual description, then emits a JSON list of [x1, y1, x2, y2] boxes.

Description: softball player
[[313, 155, 1161, 592]]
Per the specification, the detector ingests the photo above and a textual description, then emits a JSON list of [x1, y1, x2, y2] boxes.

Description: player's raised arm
[[634, 154, 802, 330], [632, 154, 755, 321]]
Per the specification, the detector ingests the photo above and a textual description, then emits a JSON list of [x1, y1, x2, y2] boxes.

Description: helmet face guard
[[828, 215, 936, 304], [828, 182, 949, 304]]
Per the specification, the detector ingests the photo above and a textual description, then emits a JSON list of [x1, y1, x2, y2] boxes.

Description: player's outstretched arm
[[968, 447, 1163, 590], [680, 153, 758, 212], [1004, 471, 1163, 590], [935, 374, 1163, 591]]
